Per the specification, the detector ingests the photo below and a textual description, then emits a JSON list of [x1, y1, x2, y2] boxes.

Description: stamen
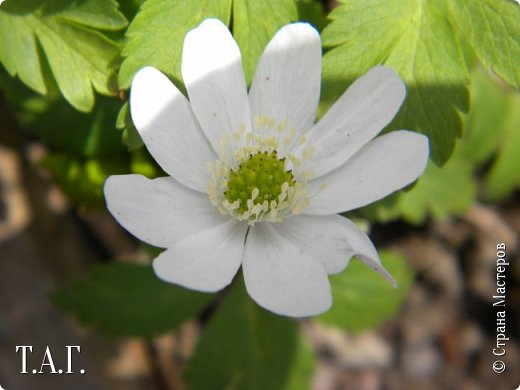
[[207, 123, 314, 224]]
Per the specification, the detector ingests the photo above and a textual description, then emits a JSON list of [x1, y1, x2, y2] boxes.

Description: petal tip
[[103, 174, 142, 199], [369, 65, 406, 99], [414, 132, 430, 173], [184, 18, 230, 46], [196, 18, 228, 30], [284, 21, 320, 37], [131, 66, 165, 92], [387, 273, 398, 288], [357, 254, 397, 288]]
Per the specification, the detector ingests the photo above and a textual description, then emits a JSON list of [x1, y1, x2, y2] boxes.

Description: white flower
[[104, 19, 429, 317]]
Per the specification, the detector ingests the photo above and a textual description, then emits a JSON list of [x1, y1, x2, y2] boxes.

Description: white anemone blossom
[[104, 19, 429, 317]]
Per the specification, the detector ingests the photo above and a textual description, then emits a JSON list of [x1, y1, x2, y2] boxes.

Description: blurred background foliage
[[0, 0, 519, 388]]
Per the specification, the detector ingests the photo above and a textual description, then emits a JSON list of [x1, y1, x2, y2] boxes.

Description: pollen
[[224, 151, 295, 214], [208, 124, 312, 224]]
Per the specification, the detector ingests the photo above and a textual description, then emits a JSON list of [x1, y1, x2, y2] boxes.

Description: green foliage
[[39, 148, 161, 208], [116, 101, 144, 150], [462, 71, 520, 200], [484, 97, 520, 200], [362, 145, 477, 225], [448, 0, 520, 88], [116, 0, 146, 20], [360, 67, 520, 224], [184, 277, 314, 389], [116, 0, 233, 148], [118, 0, 232, 89], [321, 0, 469, 165], [0, 0, 127, 112], [40, 154, 128, 208], [296, 0, 328, 32], [460, 70, 511, 164], [3, 86, 125, 158], [396, 153, 476, 224], [284, 336, 316, 390], [1, 72, 136, 207], [117, 0, 298, 149], [52, 262, 214, 338], [321, 0, 520, 165], [28, 97, 124, 157], [319, 0, 520, 223], [1, 68, 165, 207], [318, 251, 413, 331], [232, 0, 298, 83]]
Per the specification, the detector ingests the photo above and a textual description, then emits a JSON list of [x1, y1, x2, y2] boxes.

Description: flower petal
[[182, 19, 251, 152], [104, 174, 225, 248], [243, 223, 331, 317], [130, 67, 215, 192], [295, 66, 406, 177], [305, 130, 429, 214], [153, 219, 247, 292], [249, 23, 321, 155], [278, 215, 396, 285]]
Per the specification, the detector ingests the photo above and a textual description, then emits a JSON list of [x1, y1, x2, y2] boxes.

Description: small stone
[[401, 341, 440, 379]]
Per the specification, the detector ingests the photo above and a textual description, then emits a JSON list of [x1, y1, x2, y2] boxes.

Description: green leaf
[[361, 143, 477, 225], [116, 0, 146, 21], [456, 68, 520, 201], [448, 0, 520, 88], [296, 0, 328, 32], [118, 0, 297, 149], [40, 147, 161, 208], [232, 0, 298, 83], [284, 336, 316, 390], [119, 0, 232, 89], [40, 153, 130, 208], [184, 278, 311, 390], [129, 148, 164, 178], [361, 69, 520, 223], [484, 91, 520, 200], [397, 152, 477, 224], [318, 250, 413, 331], [0, 0, 127, 112], [460, 69, 512, 164], [1, 70, 127, 158], [321, 0, 469, 164], [52, 262, 214, 338], [33, 96, 125, 157], [3, 84, 126, 158], [116, 101, 144, 151]]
